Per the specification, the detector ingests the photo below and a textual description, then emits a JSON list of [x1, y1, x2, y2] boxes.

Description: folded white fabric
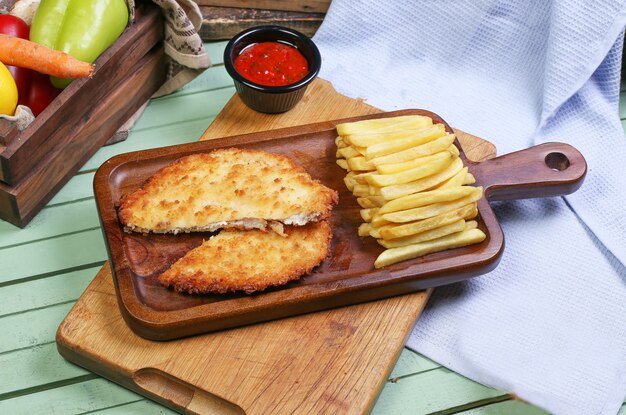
[[314, 1, 626, 414]]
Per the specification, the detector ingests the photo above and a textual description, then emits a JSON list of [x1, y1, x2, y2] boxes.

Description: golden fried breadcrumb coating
[[158, 221, 332, 294], [118, 148, 338, 234]]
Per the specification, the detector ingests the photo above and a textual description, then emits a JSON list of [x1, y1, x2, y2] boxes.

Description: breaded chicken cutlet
[[158, 221, 333, 294], [118, 148, 338, 235]]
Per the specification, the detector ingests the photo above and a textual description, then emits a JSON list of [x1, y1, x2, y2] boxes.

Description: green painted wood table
[[0, 41, 622, 415]]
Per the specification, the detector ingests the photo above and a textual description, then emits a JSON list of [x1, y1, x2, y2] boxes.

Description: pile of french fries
[[335, 115, 487, 268]]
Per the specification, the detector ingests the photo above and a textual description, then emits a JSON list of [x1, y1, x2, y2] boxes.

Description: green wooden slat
[[204, 41, 228, 66], [78, 110, 229, 173], [48, 173, 96, 206], [84, 399, 176, 414], [0, 229, 106, 285], [1, 267, 98, 316], [372, 367, 507, 415], [389, 349, 440, 379], [618, 403, 626, 414], [132, 86, 233, 132], [0, 199, 100, 248], [455, 399, 550, 415], [0, 302, 73, 353], [150, 65, 233, 102], [0, 343, 88, 398], [76, 86, 234, 173], [621, 91, 626, 119], [0, 378, 141, 415]]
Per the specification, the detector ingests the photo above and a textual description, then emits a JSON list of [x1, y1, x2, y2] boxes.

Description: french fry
[[369, 226, 382, 238], [363, 125, 446, 159], [464, 220, 478, 230], [379, 185, 476, 214], [379, 203, 477, 239], [336, 159, 349, 170], [337, 146, 362, 159], [371, 213, 391, 227], [370, 133, 456, 166], [357, 196, 387, 208], [358, 223, 372, 237], [380, 157, 464, 200], [365, 152, 454, 187], [378, 219, 467, 248], [336, 114, 485, 268], [464, 172, 476, 184], [360, 208, 379, 222], [347, 156, 375, 171], [374, 228, 487, 268], [352, 172, 378, 184], [343, 171, 357, 191], [466, 206, 479, 219], [353, 184, 381, 197], [436, 167, 467, 189], [375, 147, 455, 174], [336, 115, 433, 136], [346, 127, 432, 147], [448, 143, 460, 157], [381, 187, 483, 223]]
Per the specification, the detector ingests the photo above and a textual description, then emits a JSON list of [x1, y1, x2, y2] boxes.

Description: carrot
[[0, 34, 94, 79]]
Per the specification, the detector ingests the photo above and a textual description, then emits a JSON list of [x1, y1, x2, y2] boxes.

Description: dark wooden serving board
[[58, 79, 499, 415], [93, 102, 586, 341]]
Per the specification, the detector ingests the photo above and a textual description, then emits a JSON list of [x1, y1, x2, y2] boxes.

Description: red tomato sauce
[[234, 42, 309, 87]]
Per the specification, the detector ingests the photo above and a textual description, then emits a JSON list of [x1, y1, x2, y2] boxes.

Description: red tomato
[[0, 15, 60, 116], [0, 15, 31, 98], [24, 72, 61, 116]]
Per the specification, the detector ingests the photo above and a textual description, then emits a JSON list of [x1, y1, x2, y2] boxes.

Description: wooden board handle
[[470, 142, 587, 201], [133, 368, 245, 415]]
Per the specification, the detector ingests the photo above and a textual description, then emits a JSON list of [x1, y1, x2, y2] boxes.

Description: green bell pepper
[[30, 0, 129, 88]]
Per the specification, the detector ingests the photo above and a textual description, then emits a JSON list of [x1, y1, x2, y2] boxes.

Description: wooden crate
[[200, 6, 326, 40], [196, 0, 331, 13], [0, 2, 166, 227]]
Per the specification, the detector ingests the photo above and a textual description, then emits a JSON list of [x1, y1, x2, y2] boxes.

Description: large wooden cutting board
[[57, 79, 495, 414]]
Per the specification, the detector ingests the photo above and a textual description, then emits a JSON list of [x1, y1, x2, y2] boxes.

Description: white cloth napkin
[[313, 1, 626, 414]]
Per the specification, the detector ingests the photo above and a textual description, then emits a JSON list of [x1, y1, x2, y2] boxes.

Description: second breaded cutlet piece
[[118, 148, 338, 234], [158, 221, 333, 294]]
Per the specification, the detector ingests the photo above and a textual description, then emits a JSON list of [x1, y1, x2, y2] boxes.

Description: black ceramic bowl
[[224, 26, 321, 114]]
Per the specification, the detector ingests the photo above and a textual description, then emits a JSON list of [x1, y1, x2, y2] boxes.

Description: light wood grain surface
[[0, 40, 582, 415]]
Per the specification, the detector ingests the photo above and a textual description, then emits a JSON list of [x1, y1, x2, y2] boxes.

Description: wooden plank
[[0, 302, 73, 353], [200, 6, 324, 40], [204, 40, 229, 64], [195, 0, 331, 13], [0, 267, 98, 316], [0, 378, 142, 415], [389, 349, 440, 380], [372, 367, 509, 415], [133, 87, 235, 132], [48, 173, 95, 206], [0, 199, 99, 248], [456, 400, 550, 415], [83, 399, 176, 414], [0, 343, 89, 398], [155, 66, 234, 98], [78, 117, 224, 173], [0, 229, 106, 285]]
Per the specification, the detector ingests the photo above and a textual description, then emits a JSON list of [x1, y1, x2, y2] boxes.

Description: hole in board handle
[[544, 152, 570, 171], [133, 368, 245, 415]]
